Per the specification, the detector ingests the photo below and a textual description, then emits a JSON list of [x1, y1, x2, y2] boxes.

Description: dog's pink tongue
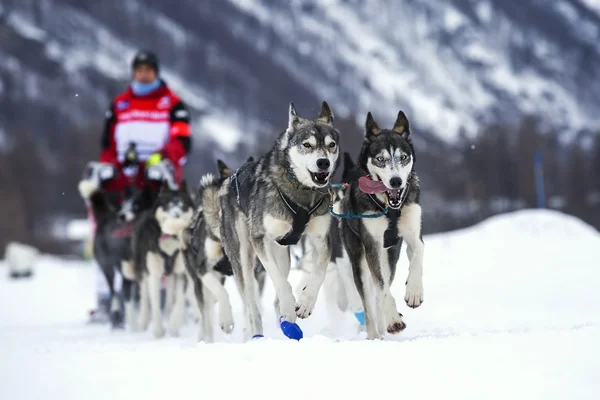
[[358, 176, 388, 194]]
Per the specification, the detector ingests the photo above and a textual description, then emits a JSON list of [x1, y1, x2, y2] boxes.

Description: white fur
[[233, 215, 264, 340], [121, 261, 135, 281], [164, 275, 176, 316], [361, 211, 406, 338], [146, 252, 166, 338], [125, 300, 138, 332], [138, 278, 150, 331], [264, 214, 293, 240], [199, 173, 215, 188], [167, 274, 187, 336], [399, 204, 425, 308], [295, 213, 332, 318], [155, 207, 194, 236], [204, 237, 223, 265], [367, 147, 414, 190], [77, 179, 98, 200], [110, 295, 120, 313], [201, 271, 234, 334], [288, 144, 338, 188], [158, 236, 180, 256]]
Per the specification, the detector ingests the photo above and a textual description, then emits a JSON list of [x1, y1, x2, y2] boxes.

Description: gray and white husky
[[131, 181, 195, 338], [182, 158, 267, 343], [218, 101, 340, 340], [338, 111, 425, 339]]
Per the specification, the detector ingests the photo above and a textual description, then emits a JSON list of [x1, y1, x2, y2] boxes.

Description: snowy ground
[[1, 209, 599, 399]]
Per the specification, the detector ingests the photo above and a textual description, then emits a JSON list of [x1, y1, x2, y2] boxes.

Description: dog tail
[[198, 173, 222, 239], [78, 179, 112, 219]]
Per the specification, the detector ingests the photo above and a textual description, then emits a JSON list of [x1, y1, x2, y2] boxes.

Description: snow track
[[1, 210, 599, 399]]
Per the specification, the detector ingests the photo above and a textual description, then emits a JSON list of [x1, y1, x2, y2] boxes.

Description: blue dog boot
[[252, 334, 264, 340], [354, 311, 366, 326], [279, 317, 303, 340]]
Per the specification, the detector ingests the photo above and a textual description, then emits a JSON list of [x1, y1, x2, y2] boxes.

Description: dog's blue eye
[[376, 156, 385, 162], [400, 154, 408, 161], [303, 142, 311, 148]]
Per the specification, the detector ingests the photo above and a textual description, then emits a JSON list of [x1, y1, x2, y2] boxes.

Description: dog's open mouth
[[311, 171, 329, 186], [385, 190, 402, 209]]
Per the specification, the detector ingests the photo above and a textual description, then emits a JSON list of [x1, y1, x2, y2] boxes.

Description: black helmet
[[131, 50, 159, 73]]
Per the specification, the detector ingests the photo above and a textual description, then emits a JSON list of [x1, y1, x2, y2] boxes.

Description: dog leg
[[185, 272, 201, 323], [364, 243, 405, 336], [254, 238, 295, 322], [167, 273, 186, 336], [147, 252, 166, 338], [399, 204, 425, 308], [120, 261, 138, 332], [200, 288, 215, 343], [201, 271, 234, 334], [139, 276, 150, 331], [164, 275, 176, 317], [336, 256, 364, 315], [231, 217, 262, 340], [122, 278, 138, 332], [358, 258, 381, 339], [296, 214, 332, 318]]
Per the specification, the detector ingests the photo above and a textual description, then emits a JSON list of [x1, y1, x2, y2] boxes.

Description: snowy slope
[[2, 0, 600, 156], [1, 209, 599, 399], [225, 0, 600, 139]]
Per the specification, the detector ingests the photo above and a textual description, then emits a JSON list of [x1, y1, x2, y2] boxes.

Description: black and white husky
[[78, 168, 157, 329], [218, 102, 340, 340], [131, 181, 195, 338], [338, 111, 425, 339]]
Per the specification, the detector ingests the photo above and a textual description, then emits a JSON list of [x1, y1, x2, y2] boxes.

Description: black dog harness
[[232, 165, 325, 247], [275, 187, 324, 246]]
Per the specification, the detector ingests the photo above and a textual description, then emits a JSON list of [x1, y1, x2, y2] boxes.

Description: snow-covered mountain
[[2, 0, 600, 155]]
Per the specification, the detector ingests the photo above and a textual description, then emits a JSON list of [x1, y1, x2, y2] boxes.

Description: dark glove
[[123, 143, 138, 167]]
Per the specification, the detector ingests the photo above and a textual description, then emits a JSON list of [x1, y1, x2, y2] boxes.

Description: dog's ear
[[392, 110, 410, 136], [246, 156, 254, 163], [316, 101, 334, 124], [217, 159, 233, 178], [365, 112, 382, 136], [179, 179, 188, 194], [287, 102, 306, 132]]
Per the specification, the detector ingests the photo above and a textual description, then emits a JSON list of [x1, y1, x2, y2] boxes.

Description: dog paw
[[220, 316, 234, 334], [404, 276, 424, 308], [387, 313, 407, 334], [295, 291, 317, 319], [139, 316, 150, 331], [153, 324, 165, 339]]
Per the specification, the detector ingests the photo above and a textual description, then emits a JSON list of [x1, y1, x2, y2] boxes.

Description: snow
[[197, 114, 243, 152], [1, 209, 599, 399], [581, 0, 600, 16], [65, 219, 92, 241], [6, 12, 47, 42]]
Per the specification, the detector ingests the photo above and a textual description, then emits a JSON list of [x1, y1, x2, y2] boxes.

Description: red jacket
[[99, 80, 191, 193]]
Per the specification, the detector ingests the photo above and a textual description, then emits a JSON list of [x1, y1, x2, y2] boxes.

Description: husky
[[132, 181, 195, 338], [182, 158, 267, 343], [218, 101, 340, 340], [338, 111, 424, 339], [78, 173, 157, 329], [296, 152, 365, 332]]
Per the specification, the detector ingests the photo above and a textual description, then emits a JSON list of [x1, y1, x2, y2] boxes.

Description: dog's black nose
[[316, 158, 330, 171], [389, 177, 402, 189]]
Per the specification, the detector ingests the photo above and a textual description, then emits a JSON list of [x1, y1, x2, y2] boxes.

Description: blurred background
[[1, 0, 599, 256]]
